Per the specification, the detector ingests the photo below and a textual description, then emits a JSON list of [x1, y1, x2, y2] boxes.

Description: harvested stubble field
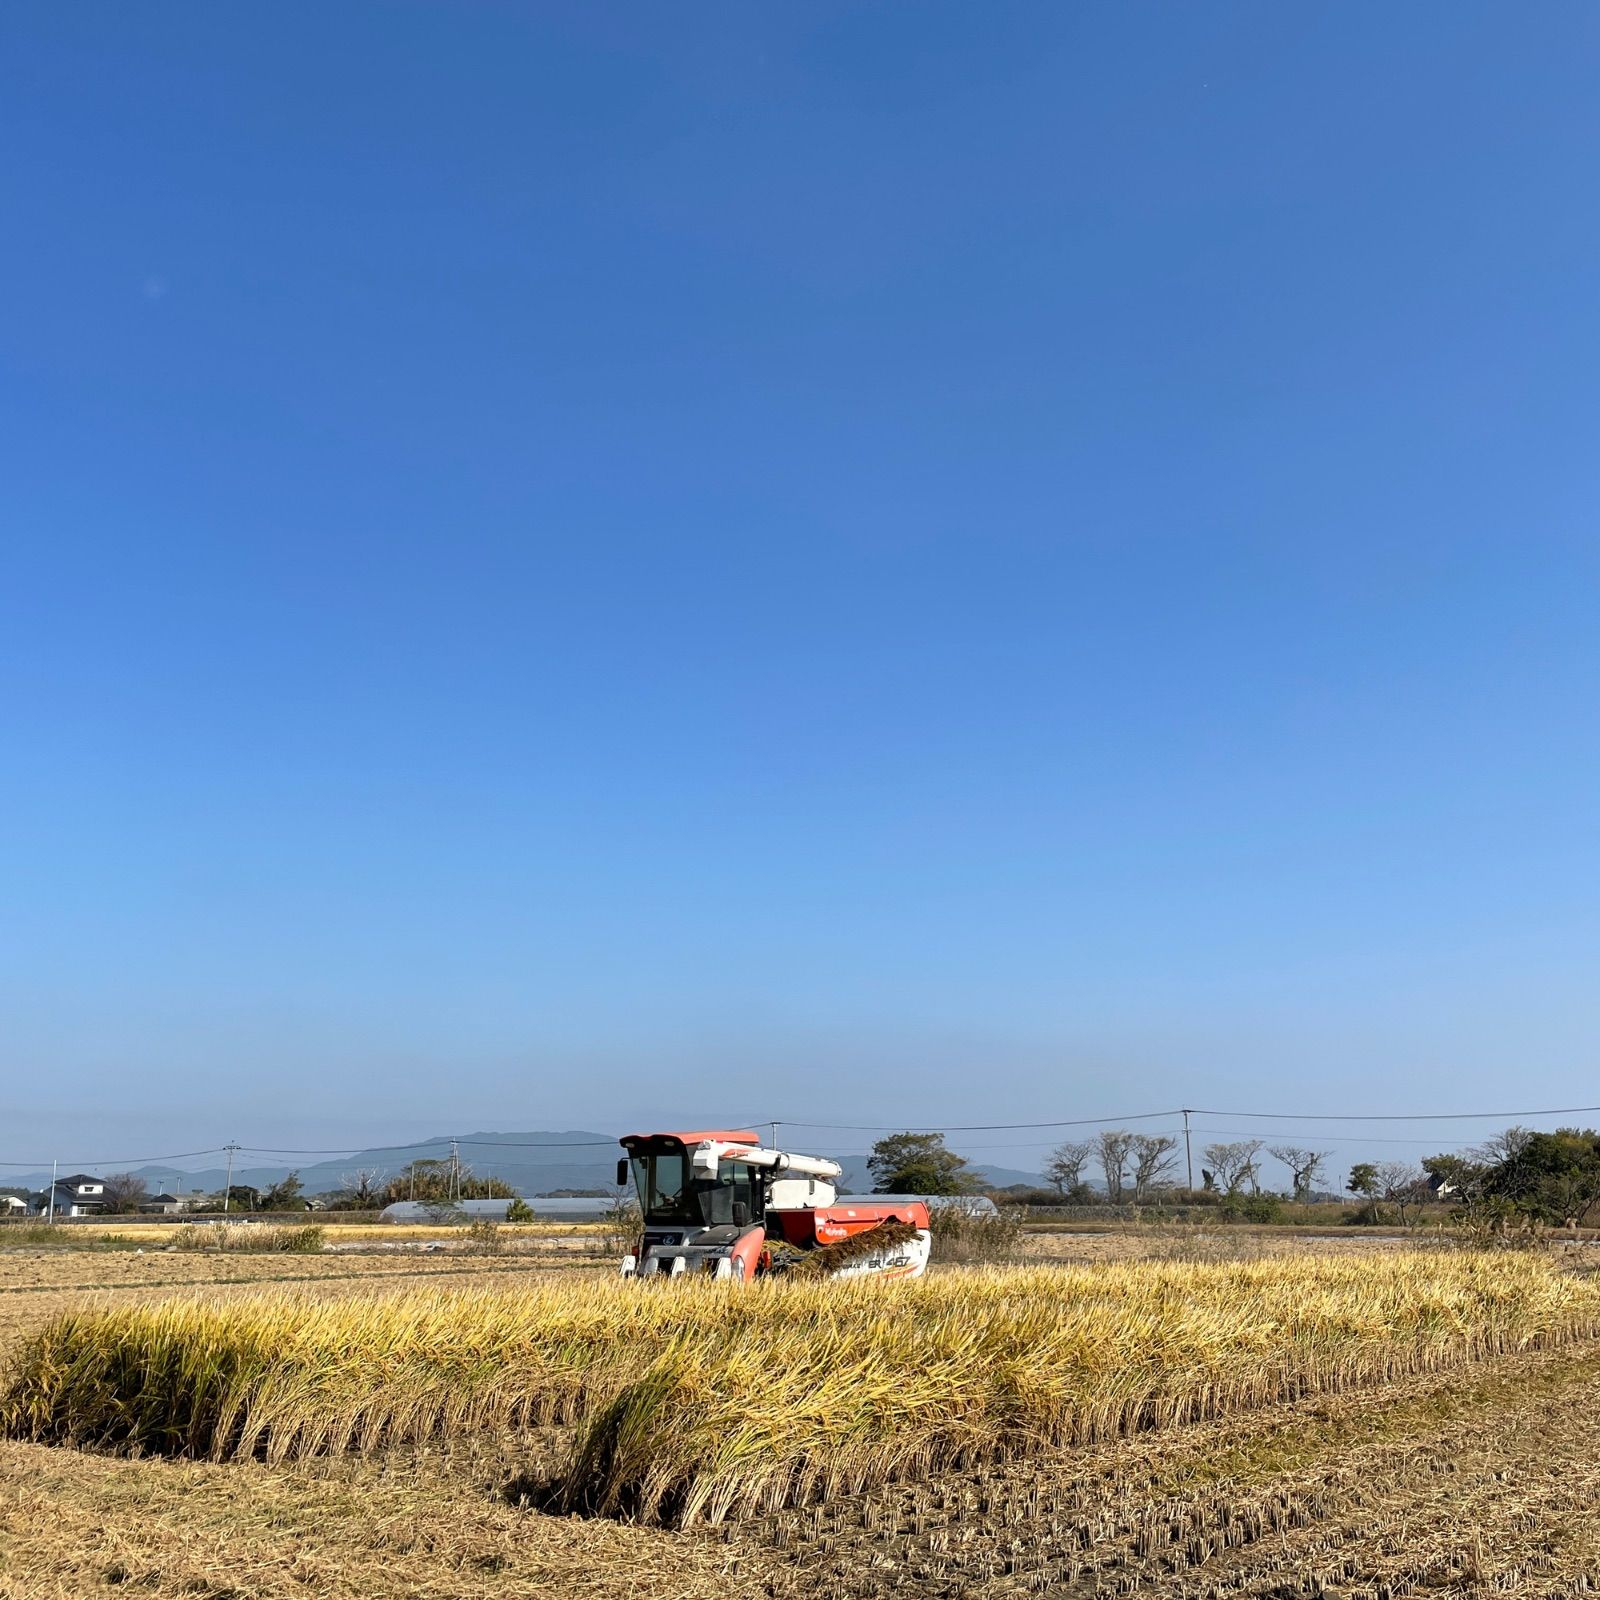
[[5, 1244, 1600, 1598], [0, 1219, 606, 1252], [0, 1250, 598, 1346]]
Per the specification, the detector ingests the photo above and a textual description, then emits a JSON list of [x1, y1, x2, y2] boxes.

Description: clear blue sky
[[5, 4, 1599, 1180]]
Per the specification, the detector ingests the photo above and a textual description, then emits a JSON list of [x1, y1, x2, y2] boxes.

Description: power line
[[1185, 1126, 1482, 1147], [766, 1111, 1180, 1133], [234, 1138, 618, 1156], [5, 1100, 1597, 1176], [765, 1102, 1600, 1135], [0, 1146, 228, 1169], [1188, 1104, 1600, 1123]]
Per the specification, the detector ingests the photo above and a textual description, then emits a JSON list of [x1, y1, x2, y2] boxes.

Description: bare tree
[[1043, 1139, 1094, 1197], [1471, 1125, 1537, 1200], [101, 1173, 148, 1214], [1268, 1145, 1330, 1202], [1202, 1140, 1264, 1196], [1130, 1134, 1179, 1201], [1375, 1161, 1426, 1227], [1476, 1126, 1534, 1167], [340, 1168, 384, 1210], [1097, 1130, 1136, 1203]]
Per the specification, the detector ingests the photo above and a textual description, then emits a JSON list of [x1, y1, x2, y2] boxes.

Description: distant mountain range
[[2, 1131, 1045, 1199], [1, 1131, 621, 1200]]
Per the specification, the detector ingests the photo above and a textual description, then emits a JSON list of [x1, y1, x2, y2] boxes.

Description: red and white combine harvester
[[616, 1128, 931, 1283]]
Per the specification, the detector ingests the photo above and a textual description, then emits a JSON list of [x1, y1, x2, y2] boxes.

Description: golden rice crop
[[0, 1278, 712, 1460], [6, 1252, 1598, 1525], [565, 1253, 1600, 1522]]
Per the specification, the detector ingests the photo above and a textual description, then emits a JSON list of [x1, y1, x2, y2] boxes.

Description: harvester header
[[617, 1129, 930, 1283]]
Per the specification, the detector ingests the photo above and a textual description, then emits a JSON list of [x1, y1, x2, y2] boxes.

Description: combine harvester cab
[[617, 1129, 931, 1283]]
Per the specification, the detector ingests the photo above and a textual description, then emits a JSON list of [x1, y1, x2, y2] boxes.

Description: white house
[[38, 1174, 108, 1217]]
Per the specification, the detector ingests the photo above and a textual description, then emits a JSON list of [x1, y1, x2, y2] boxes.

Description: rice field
[[7, 1250, 1600, 1529]]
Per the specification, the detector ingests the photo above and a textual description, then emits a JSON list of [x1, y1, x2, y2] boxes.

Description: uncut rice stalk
[[8, 1249, 1600, 1526]]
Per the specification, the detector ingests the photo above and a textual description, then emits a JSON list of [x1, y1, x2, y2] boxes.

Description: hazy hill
[[3, 1134, 1044, 1200], [0, 1132, 620, 1201]]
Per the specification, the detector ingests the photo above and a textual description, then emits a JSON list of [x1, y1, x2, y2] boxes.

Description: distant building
[[35, 1174, 107, 1217], [139, 1192, 187, 1215], [0, 1194, 27, 1214], [28, 1177, 108, 1209]]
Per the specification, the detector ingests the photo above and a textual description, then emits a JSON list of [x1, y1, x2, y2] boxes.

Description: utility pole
[[1182, 1110, 1194, 1191], [222, 1142, 239, 1213], [770, 1121, 780, 1149], [450, 1139, 460, 1203], [47, 1159, 57, 1224]]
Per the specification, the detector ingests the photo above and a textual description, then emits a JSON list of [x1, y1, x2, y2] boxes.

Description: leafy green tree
[[1482, 1127, 1600, 1227], [505, 1196, 535, 1223], [1421, 1151, 1486, 1198], [1346, 1162, 1380, 1224], [260, 1172, 304, 1210], [867, 1132, 976, 1196], [379, 1160, 517, 1207]]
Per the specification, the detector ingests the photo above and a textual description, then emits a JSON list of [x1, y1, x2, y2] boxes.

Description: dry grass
[[0, 1255, 606, 1354], [0, 1219, 606, 1249], [170, 1222, 325, 1253], [0, 1249, 591, 1298], [0, 1442, 753, 1600], [925, 1206, 1025, 1264], [8, 1251, 1600, 1530]]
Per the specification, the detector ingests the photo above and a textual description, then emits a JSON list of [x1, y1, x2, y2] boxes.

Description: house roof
[[56, 1174, 103, 1187]]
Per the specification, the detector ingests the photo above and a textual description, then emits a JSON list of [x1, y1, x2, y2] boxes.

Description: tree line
[[865, 1124, 1600, 1229], [78, 1159, 522, 1214], [41, 1124, 1600, 1230], [864, 1129, 1331, 1204]]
